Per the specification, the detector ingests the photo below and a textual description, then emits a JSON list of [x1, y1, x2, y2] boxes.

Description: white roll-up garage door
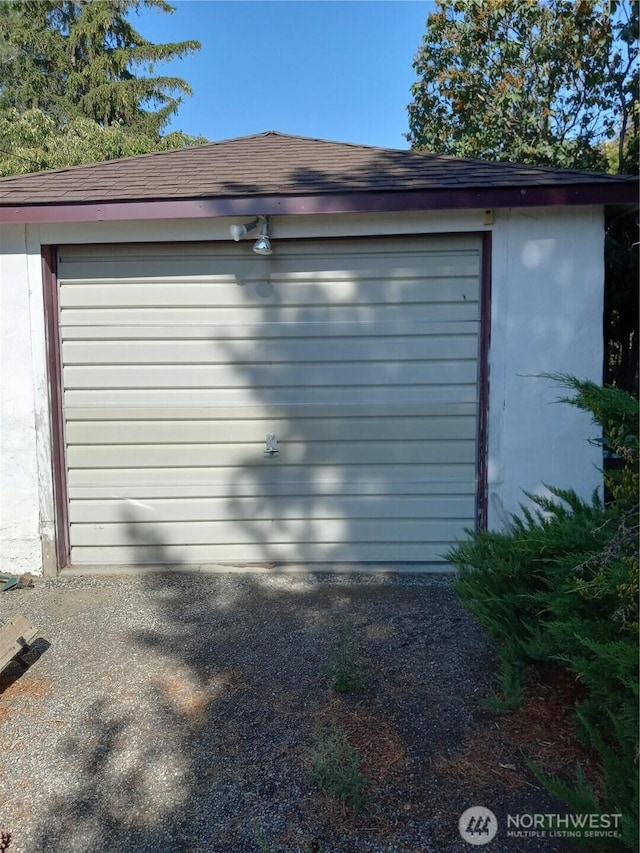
[[57, 235, 482, 567]]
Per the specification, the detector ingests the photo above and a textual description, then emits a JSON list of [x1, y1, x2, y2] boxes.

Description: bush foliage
[[448, 376, 639, 852]]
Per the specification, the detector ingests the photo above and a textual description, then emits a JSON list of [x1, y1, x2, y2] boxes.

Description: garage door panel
[[58, 244, 481, 281], [70, 518, 469, 547], [67, 463, 478, 488], [61, 320, 479, 341], [69, 541, 457, 565], [59, 302, 480, 326], [63, 360, 478, 390], [64, 402, 477, 420], [66, 440, 476, 468], [59, 277, 479, 308], [69, 495, 476, 523], [59, 234, 481, 257], [65, 414, 477, 444], [64, 384, 479, 407], [68, 479, 476, 500], [62, 334, 479, 365]]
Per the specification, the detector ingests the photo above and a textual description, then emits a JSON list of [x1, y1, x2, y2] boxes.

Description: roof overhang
[[0, 182, 636, 225]]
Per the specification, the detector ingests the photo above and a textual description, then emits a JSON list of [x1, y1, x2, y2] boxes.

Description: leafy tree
[[0, 0, 201, 136], [407, 0, 639, 396], [0, 108, 206, 176], [407, 0, 638, 173]]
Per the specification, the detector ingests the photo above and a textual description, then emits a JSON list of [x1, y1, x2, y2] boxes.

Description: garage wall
[[487, 206, 604, 528], [0, 206, 604, 574], [0, 224, 54, 573]]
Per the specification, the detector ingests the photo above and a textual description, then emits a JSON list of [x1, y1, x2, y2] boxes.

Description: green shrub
[[448, 377, 639, 852]]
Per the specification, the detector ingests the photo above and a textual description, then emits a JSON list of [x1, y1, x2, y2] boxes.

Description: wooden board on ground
[[0, 615, 38, 673]]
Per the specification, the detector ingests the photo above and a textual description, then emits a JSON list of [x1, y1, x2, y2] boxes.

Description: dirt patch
[[501, 663, 595, 774], [432, 662, 596, 796], [0, 679, 50, 701], [432, 720, 532, 791], [0, 674, 50, 700], [0, 671, 52, 728], [301, 662, 595, 851], [151, 667, 240, 726], [336, 704, 407, 785]]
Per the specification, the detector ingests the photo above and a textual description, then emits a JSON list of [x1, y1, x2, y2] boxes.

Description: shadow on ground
[[1, 558, 579, 853]]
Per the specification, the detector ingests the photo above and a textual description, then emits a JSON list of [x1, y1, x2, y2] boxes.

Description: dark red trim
[[1, 181, 636, 224], [41, 246, 69, 571], [476, 232, 492, 531]]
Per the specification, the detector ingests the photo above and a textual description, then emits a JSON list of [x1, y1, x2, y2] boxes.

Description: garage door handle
[[265, 433, 279, 455]]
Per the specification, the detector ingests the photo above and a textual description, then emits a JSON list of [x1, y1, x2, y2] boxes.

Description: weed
[[311, 720, 370, 811], [250, 822, 274, 853], [329, 626, 367, 694]]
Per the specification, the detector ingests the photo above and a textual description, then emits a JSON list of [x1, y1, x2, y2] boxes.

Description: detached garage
[[0, 132, 636, 575]]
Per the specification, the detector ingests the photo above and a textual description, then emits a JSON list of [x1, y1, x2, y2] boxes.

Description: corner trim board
[[41, 246, 68, 573]]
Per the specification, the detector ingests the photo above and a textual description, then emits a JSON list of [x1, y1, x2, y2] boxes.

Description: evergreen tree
[[0, 0, 200, 136], [0, 108, 207, 176], [449, 377, 639, 851]]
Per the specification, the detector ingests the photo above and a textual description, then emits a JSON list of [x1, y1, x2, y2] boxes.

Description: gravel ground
[[0, 571, 582, 853]]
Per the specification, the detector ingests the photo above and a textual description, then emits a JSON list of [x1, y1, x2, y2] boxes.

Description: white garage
[[1, 131, 633, 575], [58, 235, 481, 566]]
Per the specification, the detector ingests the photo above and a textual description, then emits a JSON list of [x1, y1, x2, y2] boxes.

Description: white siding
[[0, 225, 54, 573], [487, 207, 604, 526], [57, 236, 481, 566]]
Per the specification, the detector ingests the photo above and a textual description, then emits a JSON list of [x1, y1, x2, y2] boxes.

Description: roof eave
[[0, 182, 636, 225]]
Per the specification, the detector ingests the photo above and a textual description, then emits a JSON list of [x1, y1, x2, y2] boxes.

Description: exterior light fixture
[[229, 216, 272, 255], [252, 217, 272, 255]]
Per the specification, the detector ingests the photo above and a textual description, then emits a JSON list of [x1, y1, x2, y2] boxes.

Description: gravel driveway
[[0, 571, 580, 853]]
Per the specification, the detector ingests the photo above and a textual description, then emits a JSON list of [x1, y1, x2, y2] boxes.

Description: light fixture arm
[[229, 217, 260, 241]]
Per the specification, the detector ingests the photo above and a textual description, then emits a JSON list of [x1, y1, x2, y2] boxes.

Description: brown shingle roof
[[0, 130, 634, 207]]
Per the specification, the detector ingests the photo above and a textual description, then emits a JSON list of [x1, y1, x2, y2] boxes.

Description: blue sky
[[133, 1, 435, 149]]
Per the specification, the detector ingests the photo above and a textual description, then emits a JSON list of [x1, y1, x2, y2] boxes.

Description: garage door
[[57, 235, 482, 567]]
